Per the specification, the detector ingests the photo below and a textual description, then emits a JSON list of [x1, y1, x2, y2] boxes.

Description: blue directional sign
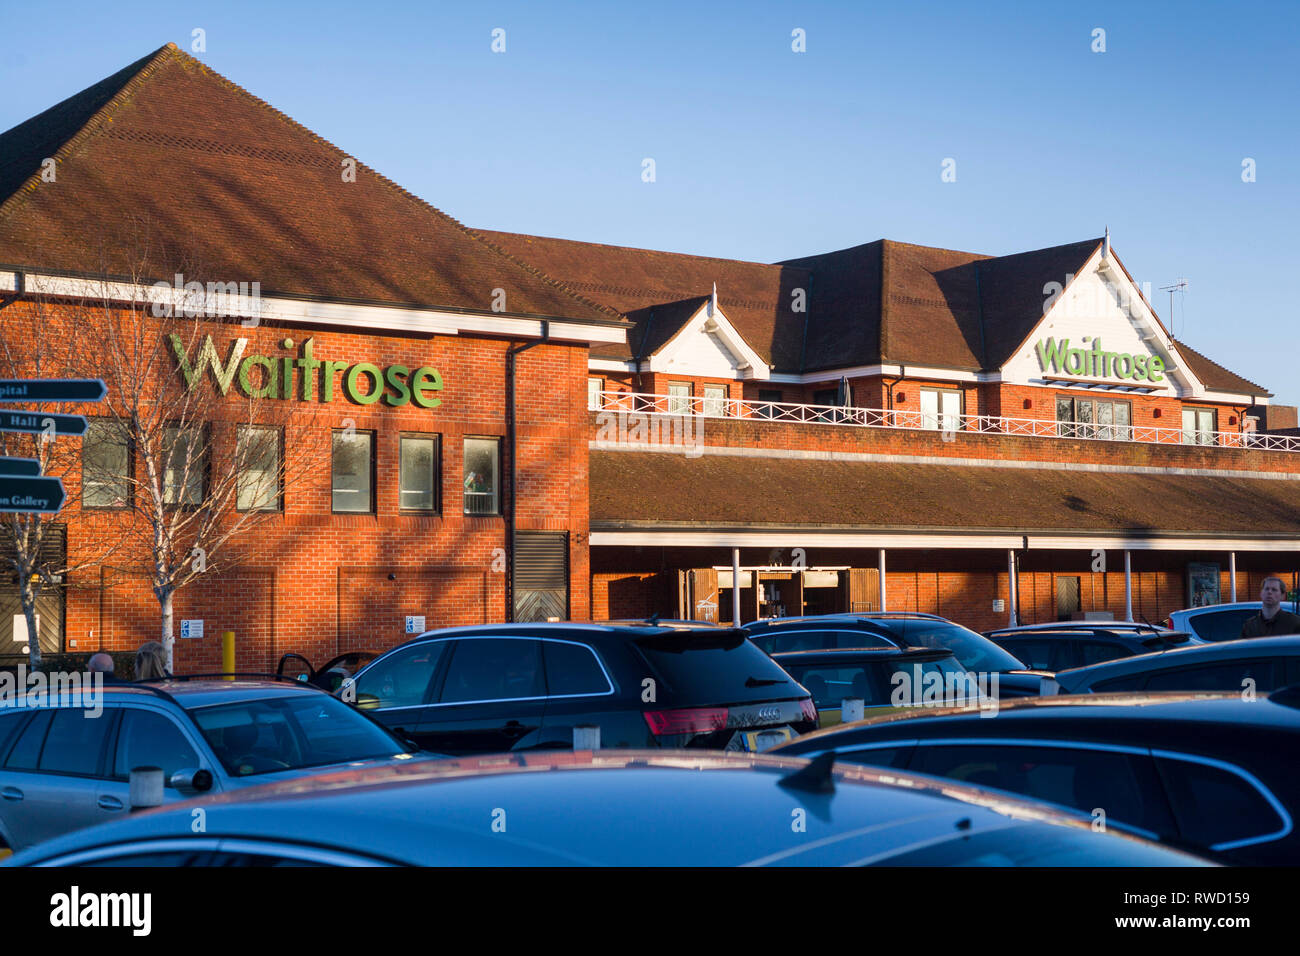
[[0, 379, 107, 403], [0, 411, 88, 437], [0, 476, 66, 513], [0, 457, 41, 476]]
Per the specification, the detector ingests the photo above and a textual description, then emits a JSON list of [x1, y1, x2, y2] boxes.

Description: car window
[[440, 639, 544, 704], [189, 694, 402, 778], [38, 708, 115, 776], [0, 711, 29, 758], [1192, 609, 1258, 643], [4, 710, 52, 770], [1155, 756, 1285, 847], [783, 665, 887, 708], [113, 709, 202, 785], [1089, 672, 1148, 692], [751, 629, 892, 654], [995, 639, 1067, 671], [634, 630, 799, 704], [909, 743, 1175, 837], [542, 641, 611, 697], [828, 745, 914, 769], [354, 642, 447, 709], [1076, 640, 1132, 667], [873, 620, 1026, 672], [1142, 659, 1276, 693]]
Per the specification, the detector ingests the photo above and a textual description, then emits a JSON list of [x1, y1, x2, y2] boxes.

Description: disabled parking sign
[[405, 615, 425, 634]]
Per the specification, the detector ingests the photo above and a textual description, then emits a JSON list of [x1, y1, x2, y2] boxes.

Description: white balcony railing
[[592, 391, 1300, 453]]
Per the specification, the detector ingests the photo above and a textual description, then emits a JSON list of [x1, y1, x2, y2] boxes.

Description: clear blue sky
[[4, 0, 1297, 403]]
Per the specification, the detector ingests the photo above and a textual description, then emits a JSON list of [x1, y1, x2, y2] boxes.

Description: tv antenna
[[1159, 278, 1188, 338]]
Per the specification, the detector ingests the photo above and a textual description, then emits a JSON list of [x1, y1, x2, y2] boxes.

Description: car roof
[[405, 621, 737, 645], [746, 613, 950, 630], [5, 750, 1209, 867], [1172, 602, 1265, 615], [777, 689, 1300, 746], [1054, 635, 1300, 689], [15, 678, 333, 711], [986, 621, 1174, 635], [772, 647, 956, 664]]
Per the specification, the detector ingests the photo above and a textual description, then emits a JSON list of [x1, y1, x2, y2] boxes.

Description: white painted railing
[[592, 391, 1300, 452]]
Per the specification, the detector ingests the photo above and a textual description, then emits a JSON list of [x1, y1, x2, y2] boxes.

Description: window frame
[[701, 385, 727, 418], [81, 417, 133, 510], [161, 421, 209, 510], [666, 382, 692, 416], [398, 432, 441, 516], [462, 436, 502, 517], [331, 428, 376, 516], [919, 387, 963, 432], [235, 424, 284, 514], [1056, 394, 1132, 440], [1181, 406, 1218, 446], [587, 377, 604, 411]]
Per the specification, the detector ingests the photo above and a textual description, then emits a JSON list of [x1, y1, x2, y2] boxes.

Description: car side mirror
[[169, 768, 214, 794]]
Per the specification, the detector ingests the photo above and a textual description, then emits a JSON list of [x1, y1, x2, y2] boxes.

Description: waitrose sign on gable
[[170, 335, 443, 407], [1034, 336, 1165, 384]]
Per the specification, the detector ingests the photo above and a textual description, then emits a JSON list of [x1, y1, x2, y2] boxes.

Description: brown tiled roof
[[1173, 341, 1270, 398], [0, 45, 622, 325], [591, 450, 1300, 536], [476, 231, 809, 367]]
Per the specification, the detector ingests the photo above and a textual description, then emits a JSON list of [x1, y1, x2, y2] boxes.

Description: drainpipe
[[883, 365, 906, 426], [505, 320, 549, 622]]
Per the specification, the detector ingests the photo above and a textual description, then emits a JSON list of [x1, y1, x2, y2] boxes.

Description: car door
[[416, 638, 547, 755], [1140, 657, 1278, 693], [349, 640, 451, 749], [0, 707, 117, 849], [95, 703, 217, 822], [535, 639, 625, 748]]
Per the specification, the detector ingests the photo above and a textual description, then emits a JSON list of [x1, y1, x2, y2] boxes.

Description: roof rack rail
[[141, 672, 324, 688]]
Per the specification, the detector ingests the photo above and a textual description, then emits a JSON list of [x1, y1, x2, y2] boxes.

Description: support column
[[878, 549, 887, 612], [732, 547, 741, 625], [1124, 550, 1133, 621], [1230, 552, 1237, 602], [1007, 549, 1018, 627]]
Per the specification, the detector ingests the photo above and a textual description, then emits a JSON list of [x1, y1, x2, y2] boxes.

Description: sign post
[[0, 378, 105, 516]]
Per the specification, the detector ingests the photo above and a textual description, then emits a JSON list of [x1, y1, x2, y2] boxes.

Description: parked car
[[1165, 602, 1299, 643], [771, 648, 977, 727], [1048, 635, 1300, 695], [341, 622, 817, 755], [0, 679, 426, 854], [277, 651, 378, 692], [772, 689, 1300, 864], [981, 624, 1197, 672], [3, 749, 1212, 866], [744, 613, 1048, 696]]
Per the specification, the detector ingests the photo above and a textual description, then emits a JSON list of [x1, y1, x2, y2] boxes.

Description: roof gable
[[0, 45, 620, 324]]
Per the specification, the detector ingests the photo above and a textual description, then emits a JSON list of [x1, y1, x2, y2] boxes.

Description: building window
[[587, 378, 604, 411], [399, 434, 439, 514], [667, 382, 692, 415], [162, 424, 205, 507], [463, 437, 500, 516], [236, 425, 282, 512], [1182, 407, 1217, 446], [756, 388, 784, 420], [702, 385, 726, 417], [332, 430, 374, 514], [82, 419, 130, 509], [1057, 396, 1131, 440], [921, 387, 962, 431]]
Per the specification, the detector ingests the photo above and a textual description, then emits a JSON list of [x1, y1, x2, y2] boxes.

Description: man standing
[[1239, 577, 1300, 638]]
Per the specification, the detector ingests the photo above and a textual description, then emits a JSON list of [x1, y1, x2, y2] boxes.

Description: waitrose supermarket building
[[3, 45, 1300, 669]]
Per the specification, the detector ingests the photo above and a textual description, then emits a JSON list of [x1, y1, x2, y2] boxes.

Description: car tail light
[[799, 698, 817, 723], [643, 707, 729, 736]]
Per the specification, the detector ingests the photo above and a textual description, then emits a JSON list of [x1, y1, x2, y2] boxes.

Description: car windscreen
[[872, 620, 1026, 672], [782, 655, 969, 708], [188, 694, 405, 777], [873, 824, 1208, 866], [633, 630, 804, 704]]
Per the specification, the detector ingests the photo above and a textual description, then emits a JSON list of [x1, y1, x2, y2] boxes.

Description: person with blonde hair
[[134, 641, 170, 681]]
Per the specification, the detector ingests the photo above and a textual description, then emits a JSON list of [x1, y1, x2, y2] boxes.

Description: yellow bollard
[[222, 631, 235, 681]]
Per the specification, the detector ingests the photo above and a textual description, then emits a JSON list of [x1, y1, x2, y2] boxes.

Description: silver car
[[0, 679, 424, 854]]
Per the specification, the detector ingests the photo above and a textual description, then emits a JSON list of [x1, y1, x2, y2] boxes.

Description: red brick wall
[[4, 298, 589, 670]]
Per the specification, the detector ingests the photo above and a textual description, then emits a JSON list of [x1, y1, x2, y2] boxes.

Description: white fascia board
[[1196, 389, 1268, 406], [646, 302, 770, 380], [2, 270, 625, 345], [590, 529, 1300, 551], [769, 365, 994, 385], [589, 358, 638, 373]]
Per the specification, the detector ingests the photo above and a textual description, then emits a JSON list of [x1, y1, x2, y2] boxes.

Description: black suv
[[982, 624, 1194, 672], [342, 622, 817, 755], [773, 689, 1300, 865], [744, 612, 1047, 696]]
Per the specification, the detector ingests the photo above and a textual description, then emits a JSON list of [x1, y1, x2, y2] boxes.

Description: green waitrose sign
[[1035, 336, 1165, 383], [170, 335, 443, 407]]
